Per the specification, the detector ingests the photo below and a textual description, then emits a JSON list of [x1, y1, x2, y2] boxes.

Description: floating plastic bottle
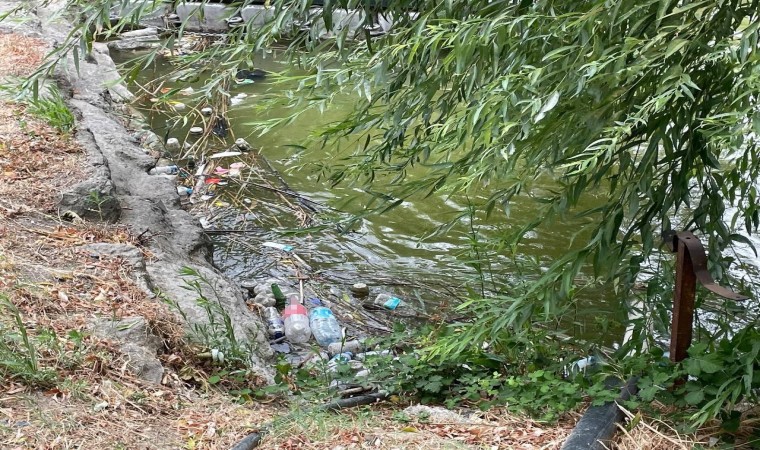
[[282, 298, 311, 344], [262, 306, 285, 339], [309, 306, 342, 347], [364, 293, 404, 311], [149, 165, 178, 175]]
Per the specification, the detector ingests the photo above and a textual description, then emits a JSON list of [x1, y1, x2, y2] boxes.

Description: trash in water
[[179, 87, 194, 96], [235, 138, 251, 151], [283, 298, 311, 344], [262, 242, 293, 252], [328, 339, 362, 357], [201, 106, 213, 116], [209, 151, 242, 159], [364, 293, 404, 311], [149, 165, 178, 175], [165, 137, 180, 152], [350, 283, 370, 297], [263, 306, 285, 339], [214, 167, 230, 175], [309, 306, 343, 347], [229, 162, 246, 176], [177, 186, 192, 196], [189, 126, 203, 135]]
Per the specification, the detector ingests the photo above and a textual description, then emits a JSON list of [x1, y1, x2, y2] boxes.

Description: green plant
[[85, 190, 114, 221], [26, 87, 75, 133], [160, 267, 265, 396], [0, 294, 57, 387]]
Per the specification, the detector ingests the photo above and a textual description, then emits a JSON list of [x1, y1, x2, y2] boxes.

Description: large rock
[[91, 317, 164, 384], [176, 3, 235, 32]]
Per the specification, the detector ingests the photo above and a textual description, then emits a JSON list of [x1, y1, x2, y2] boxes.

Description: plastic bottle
[[262, 306, 285, 339], [149, 165, 178, 175], [282, 298, 311, 344], [176, 186, 192, 196], [363, 293, 404, 311], [309, 306, 342, 347], [327, 339, 362, 357]]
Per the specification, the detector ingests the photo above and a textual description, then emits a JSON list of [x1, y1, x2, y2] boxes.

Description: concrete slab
[[176, 3, 235, 32], [241, 5, 277, 28]]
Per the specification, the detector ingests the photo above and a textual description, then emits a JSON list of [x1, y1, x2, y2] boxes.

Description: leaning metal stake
[[666, 231, 748, 363]]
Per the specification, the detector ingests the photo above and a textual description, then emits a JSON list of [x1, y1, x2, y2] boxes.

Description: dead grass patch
[[260, 406, 576, 449], [0, 102, 86, 213], [0, 32, 47, 78]]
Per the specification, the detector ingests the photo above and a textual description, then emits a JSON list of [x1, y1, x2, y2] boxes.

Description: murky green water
[[114, 49, 630, 342]]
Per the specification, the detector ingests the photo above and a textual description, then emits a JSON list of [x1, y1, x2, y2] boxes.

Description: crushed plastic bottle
[[282, 298, 311, 344], [309, 306, 342, 347], [327, 339, 362, 357], [149, 165, 178, 175], [176, 186, 192, 196], [363, 293, 404, 311], [262, 306, 285, 339]]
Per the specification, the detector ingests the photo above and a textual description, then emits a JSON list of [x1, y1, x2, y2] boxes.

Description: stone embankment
[[5, 0, 274, 382]]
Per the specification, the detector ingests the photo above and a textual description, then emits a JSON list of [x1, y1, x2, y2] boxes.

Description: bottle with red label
[[282, 296, 311, 344]]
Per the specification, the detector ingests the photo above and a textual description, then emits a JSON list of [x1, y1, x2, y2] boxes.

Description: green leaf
[[684, 390, 704, 405]]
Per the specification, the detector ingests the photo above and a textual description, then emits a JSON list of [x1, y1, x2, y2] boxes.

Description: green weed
[[26, 87, 75, 134], [0, 294, 57, 387]]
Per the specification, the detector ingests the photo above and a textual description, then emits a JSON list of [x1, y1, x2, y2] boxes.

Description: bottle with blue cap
[[308, 306, 342, 346]]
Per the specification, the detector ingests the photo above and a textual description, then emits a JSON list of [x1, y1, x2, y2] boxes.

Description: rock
[[91, 317, 164, 384], [119, 27, 159, 39], [107, 37, 160, 52], [403, 405, 483, 424], [58, 172, 121, 223], [36, 1, 275, 383]]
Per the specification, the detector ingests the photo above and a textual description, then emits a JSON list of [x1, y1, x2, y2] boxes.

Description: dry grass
[[0, 100, 269, 447], [260, 406, 577, 449], [0, 32, 47, 78]]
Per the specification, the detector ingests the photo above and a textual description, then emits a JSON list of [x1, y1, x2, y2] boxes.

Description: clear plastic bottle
[[363, 293, 404, 311], [262, 306, 285, 339], [282, 298, 311, 344], [149, 165, 178, 175], [308, 306, 342, 347]]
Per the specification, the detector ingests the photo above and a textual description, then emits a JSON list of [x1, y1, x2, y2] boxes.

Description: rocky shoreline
[[2, 0, 274, 383]]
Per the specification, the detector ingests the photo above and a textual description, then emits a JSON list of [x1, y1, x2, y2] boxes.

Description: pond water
[[116, 47, 753, 345]]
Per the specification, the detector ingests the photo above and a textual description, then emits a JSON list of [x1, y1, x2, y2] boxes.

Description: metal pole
[[670, 238, 697, 363]]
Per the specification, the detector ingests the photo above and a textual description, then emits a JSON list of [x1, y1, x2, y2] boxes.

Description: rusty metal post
[[670, 236, 698, 363], [667, 231, 748, 364]]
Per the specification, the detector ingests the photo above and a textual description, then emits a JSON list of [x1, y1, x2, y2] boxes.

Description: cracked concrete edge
[[15, 1, 274, 382]]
